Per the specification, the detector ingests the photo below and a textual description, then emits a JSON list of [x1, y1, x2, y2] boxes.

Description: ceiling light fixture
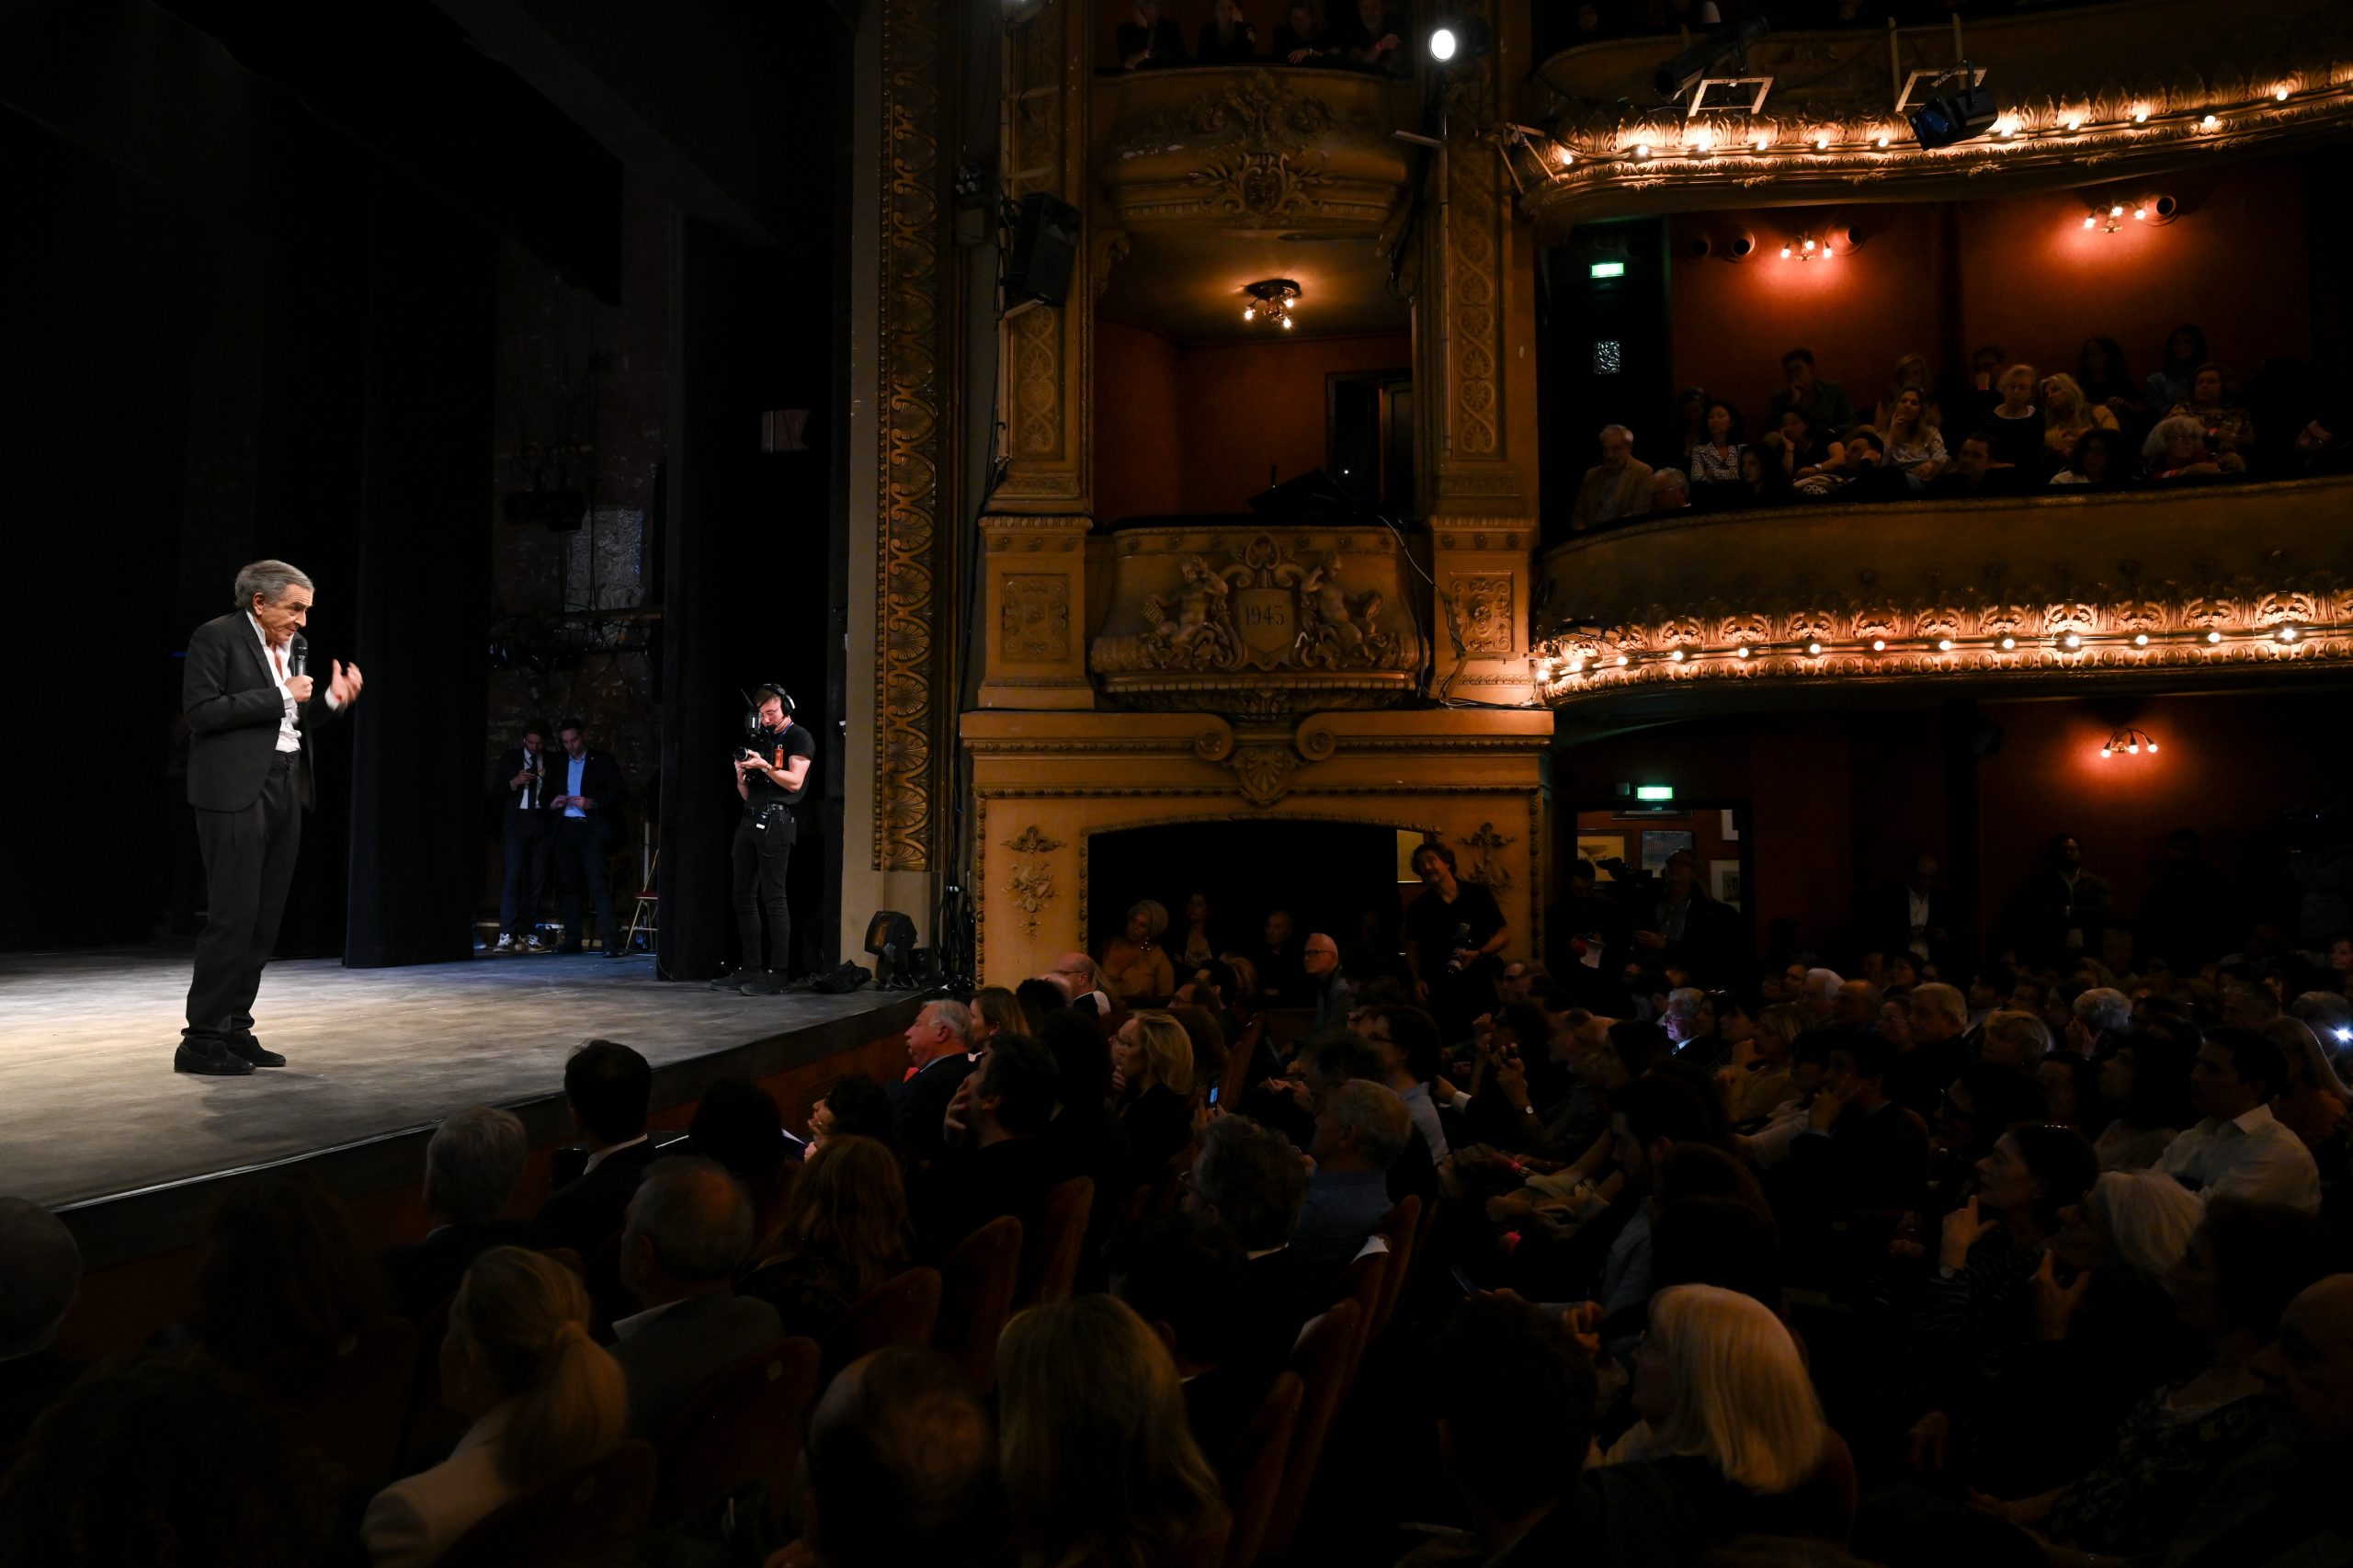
[[2102, 726, 2159, 758], [1240, 278, 1302, 331]]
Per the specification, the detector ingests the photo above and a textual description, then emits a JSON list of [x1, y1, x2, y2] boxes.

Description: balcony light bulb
[[1754, 135, 1769, 151], [1555, 144, 1574, 166], [1805, 641, 1824, 656], [2278, 625, 2300, 642], [1999, 636, 2017, 651], [1670, 648, 1687, 662], [1937, 638, 1953, 652], [1870, 638, 1886, 652], [2064, 115, 2084, 131], [1633, 142, 1650, 159], [1617, 654, 1630, 666], [2133, 632, 2149, 646], [1736, 645, 1751, 659], [2132, 108, 2149, 123], [2276, 85, 2293, 101], [1779, 245, 1792, 259], [2063, 632, 2082, 649], [1242, 306, 1255, 320], [2201, 114, 2219, 130], [1874, 134, 1890, 148], [2102, 746, 2113, 757], [1813, 134, 1828, 150], [1802, 237, 1815, 252], [2207, 630, 2223, 643], [1279, 315, 1292, 330], [2109, 205, 2124, 218]]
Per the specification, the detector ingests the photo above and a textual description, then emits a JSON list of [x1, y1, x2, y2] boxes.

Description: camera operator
[[1404, 840, 1508, 1041], [711, 686, 815, 995]]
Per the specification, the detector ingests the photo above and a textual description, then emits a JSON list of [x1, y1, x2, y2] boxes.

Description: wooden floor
[[0, 943, 915, 1219]]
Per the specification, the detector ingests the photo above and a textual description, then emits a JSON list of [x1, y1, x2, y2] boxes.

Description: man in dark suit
[[177, 560, 364, 1075], [532, 1040, 659, 1259], [1869, 849, 1954, 979], [892, 1000, 977, 1183], [380, 1106, 532, 1323], [1775, 1031, 1928, 1286], [547, 717, 627, 956], [915, 1036, 1072, 1262], [609, 1158, 784, 1439], [1186, 1116, 1321, 1367], [492, 721, 554, 953]]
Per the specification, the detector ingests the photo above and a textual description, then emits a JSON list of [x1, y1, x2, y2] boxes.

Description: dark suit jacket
[[892, 1052, 976, 1179], [494, 746, 555, 822], [380, 1219, 534, 1324], [611, 1290, 785, 1439], [1866, 881, 1953, 975], [531, 1140, 660, 1259], [549, 749, 627, 833], [182, 613, 347, 812], [1780, 1098, 1928, 1219], [1119, 1083, 1196, 1189], [914, 1135, 1074, 1263]]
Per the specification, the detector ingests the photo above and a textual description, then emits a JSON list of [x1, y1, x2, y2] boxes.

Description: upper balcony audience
[[9, 824, 2353, 1567], [1574, 324, 2344, 532]]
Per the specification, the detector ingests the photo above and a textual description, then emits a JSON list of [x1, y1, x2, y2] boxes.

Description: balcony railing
[[1534, 474, 2353, 711]]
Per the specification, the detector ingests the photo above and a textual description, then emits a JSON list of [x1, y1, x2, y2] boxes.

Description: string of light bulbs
[[1533, 619, 2324, 684]]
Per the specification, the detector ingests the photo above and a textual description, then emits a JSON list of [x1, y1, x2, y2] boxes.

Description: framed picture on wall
[[1575, 835, 1626, 878], [1710, 859, 1743, 909], [1640, 829, 1695, 872]]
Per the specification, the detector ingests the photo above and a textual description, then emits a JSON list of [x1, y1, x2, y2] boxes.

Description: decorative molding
[[1002, 824, 1067, 938], [872, 0, 950, 870], [999, 574, 1072, 661], [1098, 67, 1416, 231], [993, 0, 1091, 509], [1448, 574, 1517, 654]]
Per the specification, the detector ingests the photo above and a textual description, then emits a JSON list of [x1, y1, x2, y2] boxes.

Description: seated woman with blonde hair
[[999, 1295, 1228, 1568], [2040, 371, 2119, 462], [1602, 1284, 1837, 1538], [1101, 899, 1176, 1002], [363, 1246, 626, 1566]]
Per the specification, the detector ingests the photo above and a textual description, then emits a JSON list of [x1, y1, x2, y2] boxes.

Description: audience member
[[188, 1173, 384, 1372], [363, 1246, 625, 1565], [0, 1197, 83, 1451], [1101, 900, 1176, 1001], [533, 1038, 658, 1257], [1105, 1210, 1264, 1465], [809, 1072, 897, 1153], [2095, 1027, 2197, 1171], [794, 1347, 1001, 1568], [609, 1156, 783, 1439], [1689, 400, 1745, 487], [893, 1000, 978, 1179], [1871, 352, 1944, 436], [1186, 1114, 1318, 1348], [2037, 1051, 2102, 1136], [742, 1134, 910, 1342], [1769, 347, 1856, 436], [1115, 0, 1186, 68], [682, 1076, 790, 1198], [2041, 371, 2119, 460], [1983, 363, 2047, 470], [1113, 1010, 1199, 1187], [921, 1034, 1071, 1259], [381, 1105, 530, 1324], [1299, 929, 1354, 1032], [1, 1350, 335, 1568], [1363, 1002, 1449, 1165], [1938, 431, 2028, 497], [1334, 0, 1409, 75], [1195, 0, 1259, 61], [1570, 424, 1656, 530], [997, 1296, 1227, 1568], [2076, 335, 2139, 422], [1254, 907, 1306, 1000], [1650, 466, 1693, 513], [2145, 414, 2226, 480], [1882, 387, 1949, 482], [2049, 425, 2129, 486], [2156, 1028, 2322, 1211], [1736, 444, 1796, 506], [1291, 1078, 1410, 1271]]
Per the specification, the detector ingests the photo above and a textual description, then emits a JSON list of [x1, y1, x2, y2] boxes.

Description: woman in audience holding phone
[[362, 1247, 625, 1566], [1114, 1010, 1199, 1186]]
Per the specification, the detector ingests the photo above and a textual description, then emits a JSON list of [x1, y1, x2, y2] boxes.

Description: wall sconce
[[1779, 232, 1830, 262], [2101, 727, 2159, 757]]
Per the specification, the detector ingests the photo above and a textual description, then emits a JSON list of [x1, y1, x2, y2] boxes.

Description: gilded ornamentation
[[1227, 744, 1299, 807], [1003, 824, 1066, 938], [872, 0, 949, 870], [1462, 820, 1518, 892], [1449, 575, 1517, 654], [1093, 532, 1417, 716], [1000, 575, 1071, 661]]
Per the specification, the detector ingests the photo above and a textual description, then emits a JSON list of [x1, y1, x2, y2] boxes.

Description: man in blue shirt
[[1291, 1078, 1410, 1274]]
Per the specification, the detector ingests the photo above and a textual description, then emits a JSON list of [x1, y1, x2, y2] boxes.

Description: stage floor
[[0, 944, 913, 1219]]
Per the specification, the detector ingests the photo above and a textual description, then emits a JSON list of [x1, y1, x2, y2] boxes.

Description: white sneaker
[[494, 935, 518, 952]]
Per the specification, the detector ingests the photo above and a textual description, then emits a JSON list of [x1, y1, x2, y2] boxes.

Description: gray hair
[[1191, 1115, 1308, 1249], [1909, 983, 1968, 1029], [2143, 414, 2206, 460], [1326, 1079, 1412, 1170], [1598, 424, 1634, 445], [922, 998, 973, 1045], [1664, 987, 1705, 1019], [1802, 968, 1844, 1000], [2073, 987, 2132, 1037], [626, 1157, 755, 1282], [426, 1106, 529, 1226], [2086, 1171, 2203, 1283], [0, 1199, 82, 1358], [1126, 900, 1168, 939], [1652, 467, 1689, 494], [233, 559, 313, 610]]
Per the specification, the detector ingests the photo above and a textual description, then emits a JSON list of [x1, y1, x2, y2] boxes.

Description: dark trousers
[[551, 816, 616, 950], [185, 753, 301, 1042], [732, 809, 796, 971], [500, 813, 551, 938]]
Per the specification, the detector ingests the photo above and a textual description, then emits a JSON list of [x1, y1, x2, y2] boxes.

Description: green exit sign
[[1634, 784, 1676, 802], [1589, 260, 1626, 278]]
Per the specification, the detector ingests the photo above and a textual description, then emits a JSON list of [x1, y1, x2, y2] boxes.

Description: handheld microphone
[[289, 635, 308, 679]]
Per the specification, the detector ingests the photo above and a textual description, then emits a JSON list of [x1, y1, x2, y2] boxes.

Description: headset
[[743, 684, 798, 740]]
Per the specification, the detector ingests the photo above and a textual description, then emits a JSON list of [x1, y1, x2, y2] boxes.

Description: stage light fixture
[[1426, 16, 1487, 64], [863, 910, 922, 987], [1907, 71, 1999, 150], [1428, 25, 1456, 60]]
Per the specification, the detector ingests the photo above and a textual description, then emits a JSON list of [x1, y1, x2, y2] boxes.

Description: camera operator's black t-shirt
[[746, 722, 817, 809], [1405, 881, 1506, 980]]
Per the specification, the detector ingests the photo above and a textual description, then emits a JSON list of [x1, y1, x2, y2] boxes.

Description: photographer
[[710, 687, 815, 994], [1404, 841, 1509, 1041]]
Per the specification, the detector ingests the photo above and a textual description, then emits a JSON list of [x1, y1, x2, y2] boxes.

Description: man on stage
[[493, 719, 554, 953], [177, 560, 363, 1076], [548, 718, 627, 956], [713, 686, 814, 995]]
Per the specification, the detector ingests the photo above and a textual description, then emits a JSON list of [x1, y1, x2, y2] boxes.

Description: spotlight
[[1428, 26, 1456, 61], [1908, 74, 1998, 150], [1427, 16, 1489, 64], [1651, 17, 1768, 102]]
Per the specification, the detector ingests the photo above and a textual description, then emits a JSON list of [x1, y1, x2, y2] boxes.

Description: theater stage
[[0, 945, 927, 1268]]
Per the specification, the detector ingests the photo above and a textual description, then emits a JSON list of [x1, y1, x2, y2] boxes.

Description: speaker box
[[1006, 193, 1081, 307]]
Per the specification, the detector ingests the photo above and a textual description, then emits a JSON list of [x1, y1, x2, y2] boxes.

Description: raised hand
[[327, 659, 364, 705]]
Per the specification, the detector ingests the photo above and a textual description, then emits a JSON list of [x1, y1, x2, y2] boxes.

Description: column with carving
[[1416, 0, 1540, 705]]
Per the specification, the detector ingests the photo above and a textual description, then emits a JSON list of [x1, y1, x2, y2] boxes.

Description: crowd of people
[[1570, 331, 2349, 530], [6, 827, 2353, 1565], [1109, 0, 1416, 74]]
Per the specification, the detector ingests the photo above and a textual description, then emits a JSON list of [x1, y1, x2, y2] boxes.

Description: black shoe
[[739, 969, 790, 995], [175, 1039, 255, 1076], [223, 1034, 287, 1068], [707, 967, 756, 991]]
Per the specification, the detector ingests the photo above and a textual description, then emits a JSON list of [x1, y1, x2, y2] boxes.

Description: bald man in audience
[[610, 1158, 783, 1438], [790, 1348, 1000, 1568]]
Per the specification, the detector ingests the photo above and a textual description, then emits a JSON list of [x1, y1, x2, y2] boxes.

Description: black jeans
[[732, 807, 796, 971], [185, 753, 301, 1043], [500, 813, 551, 939], [551, 815, 616, 950]]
